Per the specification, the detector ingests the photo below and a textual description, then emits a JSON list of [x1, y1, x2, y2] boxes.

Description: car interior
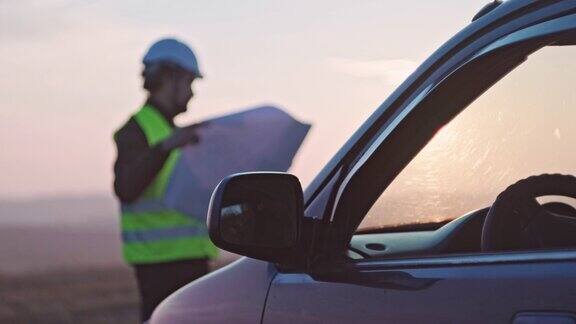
[[349, 179, 576, 260]]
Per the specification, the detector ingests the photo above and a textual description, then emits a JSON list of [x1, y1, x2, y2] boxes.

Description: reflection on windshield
[[360, 46, 576, 231]]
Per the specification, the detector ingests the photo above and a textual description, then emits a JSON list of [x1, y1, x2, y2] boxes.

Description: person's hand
[[159, 122, 209, 152]]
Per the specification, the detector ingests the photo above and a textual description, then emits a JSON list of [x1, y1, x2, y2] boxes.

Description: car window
[[359, 45, 576, 231]]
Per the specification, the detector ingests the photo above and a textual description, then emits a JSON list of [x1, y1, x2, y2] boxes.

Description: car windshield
[[358, 45, 576, 232]]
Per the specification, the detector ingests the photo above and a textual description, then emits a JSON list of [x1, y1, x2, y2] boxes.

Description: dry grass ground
[[0, 196, 239, 323], [0, 266, 139, 323]]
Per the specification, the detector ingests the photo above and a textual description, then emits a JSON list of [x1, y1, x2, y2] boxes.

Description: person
[[113, 38, 218, 322]]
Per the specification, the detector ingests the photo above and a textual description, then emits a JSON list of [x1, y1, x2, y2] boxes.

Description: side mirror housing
[[208, 172, 304, 265]]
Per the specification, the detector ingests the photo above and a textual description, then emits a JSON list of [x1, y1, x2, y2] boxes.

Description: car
[[152, 1, 576, 323]]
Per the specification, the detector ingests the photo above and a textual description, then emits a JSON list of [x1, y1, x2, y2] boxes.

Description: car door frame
[[301, 1, 576, 267], [304, 4, 576, 265]]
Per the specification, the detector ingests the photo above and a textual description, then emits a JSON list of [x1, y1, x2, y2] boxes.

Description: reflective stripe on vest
[[118, 105, 217, 264]]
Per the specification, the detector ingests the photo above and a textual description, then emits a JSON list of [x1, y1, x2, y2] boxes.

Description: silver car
[[153, 1, 576, 323]]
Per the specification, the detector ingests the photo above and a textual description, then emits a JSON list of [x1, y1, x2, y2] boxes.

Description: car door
[[264, 254, 576, 323], [263, 8, 576, 324]]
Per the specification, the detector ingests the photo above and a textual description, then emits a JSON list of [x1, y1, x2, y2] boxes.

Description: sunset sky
[[0, 0, 489, 199]]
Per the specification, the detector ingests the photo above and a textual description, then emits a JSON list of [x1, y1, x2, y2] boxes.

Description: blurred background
[[0, 0, 487, 322]]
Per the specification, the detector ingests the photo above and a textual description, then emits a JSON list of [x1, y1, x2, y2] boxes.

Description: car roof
[[304, 0, 568, 203]]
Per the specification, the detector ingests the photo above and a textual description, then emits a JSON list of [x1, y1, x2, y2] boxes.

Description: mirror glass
[[219, 175, 300, 248]]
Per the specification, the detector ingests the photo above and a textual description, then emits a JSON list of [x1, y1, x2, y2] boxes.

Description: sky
[[0, 0, 489, 200]]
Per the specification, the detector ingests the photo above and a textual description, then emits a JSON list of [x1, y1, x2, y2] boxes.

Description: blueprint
[[163, 105, 311, 221]]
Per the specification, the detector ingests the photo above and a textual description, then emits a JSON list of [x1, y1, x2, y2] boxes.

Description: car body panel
[[264, 253, 576, 323], [151, 257, 275, 324]]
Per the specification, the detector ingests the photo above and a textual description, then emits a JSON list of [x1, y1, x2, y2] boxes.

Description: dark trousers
[[134, 258, 209, 322]]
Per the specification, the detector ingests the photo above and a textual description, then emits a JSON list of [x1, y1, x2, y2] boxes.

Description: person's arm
[[113, 119, 170, 203]]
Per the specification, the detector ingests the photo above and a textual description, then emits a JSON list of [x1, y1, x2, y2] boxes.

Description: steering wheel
[[481, 174, 576, 252]]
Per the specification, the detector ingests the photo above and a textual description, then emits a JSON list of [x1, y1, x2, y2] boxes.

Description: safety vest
[[118, 105, 218, 264]]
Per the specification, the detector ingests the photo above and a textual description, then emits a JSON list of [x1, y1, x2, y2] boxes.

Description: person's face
[[170, 72, 196, 116]]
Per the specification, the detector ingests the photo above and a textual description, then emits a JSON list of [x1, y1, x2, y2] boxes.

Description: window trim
[[311, 249, 576, 276]]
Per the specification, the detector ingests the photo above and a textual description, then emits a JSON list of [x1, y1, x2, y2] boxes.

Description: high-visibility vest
[[118, 105, 218, 264]]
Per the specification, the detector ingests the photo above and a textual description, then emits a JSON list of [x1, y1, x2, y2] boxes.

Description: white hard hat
[[143, 38, 203, 78]]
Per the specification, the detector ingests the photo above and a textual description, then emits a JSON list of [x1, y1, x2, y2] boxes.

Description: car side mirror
[[208, 172, 303, 264]]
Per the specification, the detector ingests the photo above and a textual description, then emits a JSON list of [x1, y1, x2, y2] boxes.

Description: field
[[0, 196, 237, 323], [0, 266, 138, 323]]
